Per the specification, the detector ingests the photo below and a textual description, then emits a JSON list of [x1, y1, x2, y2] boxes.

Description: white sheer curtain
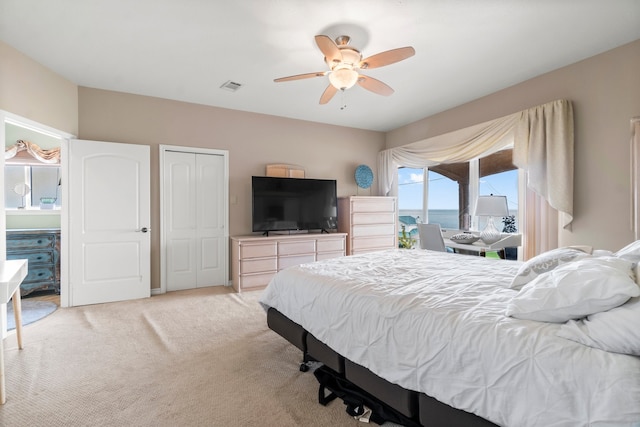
[[522, 188, 559, 259], [378, 113, 518, 191], [378, 99, 574, 258]]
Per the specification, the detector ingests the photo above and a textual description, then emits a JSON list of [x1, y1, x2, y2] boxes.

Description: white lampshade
[[475, 195, 509, 217], [328, 67, 359, 90]]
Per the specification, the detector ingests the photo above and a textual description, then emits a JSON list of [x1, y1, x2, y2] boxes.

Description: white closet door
[[165, 150, 226, 291], [165, 151, 197, 290], [195, 153, 226, 287]]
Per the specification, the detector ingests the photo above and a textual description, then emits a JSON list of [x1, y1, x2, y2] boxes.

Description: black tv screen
[[252, 176, 338, 234]]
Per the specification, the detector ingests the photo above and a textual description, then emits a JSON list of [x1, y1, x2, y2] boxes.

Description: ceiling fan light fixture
[[329, 67, 358, 90]]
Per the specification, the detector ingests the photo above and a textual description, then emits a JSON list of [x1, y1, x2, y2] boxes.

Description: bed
[[259, 247, 640, 427]]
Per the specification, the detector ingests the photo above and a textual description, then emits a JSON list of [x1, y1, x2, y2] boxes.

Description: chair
[[417, 223, 446, 252]]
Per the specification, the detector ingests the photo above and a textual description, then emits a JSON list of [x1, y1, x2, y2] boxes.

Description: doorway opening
[[1, 111, 74, 311]]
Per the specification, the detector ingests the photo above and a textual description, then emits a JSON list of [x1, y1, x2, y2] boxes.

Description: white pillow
[[592, 249, 614, 257], [557, 297, 640, 355], [506, 256, 640, 323], [509, 247, 591, 290], [614, 240, 640, 263]]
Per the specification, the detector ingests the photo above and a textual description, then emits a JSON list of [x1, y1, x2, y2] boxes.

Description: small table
[[0, 259, 28, 404], [443, 232, 522, 258]]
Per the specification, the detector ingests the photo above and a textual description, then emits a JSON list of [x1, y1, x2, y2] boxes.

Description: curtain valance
[[378, 99, 574, 228], [5, 139, 61, 164]]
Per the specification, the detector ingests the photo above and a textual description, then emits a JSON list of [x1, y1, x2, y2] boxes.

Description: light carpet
[[0, 287, 366, 426]]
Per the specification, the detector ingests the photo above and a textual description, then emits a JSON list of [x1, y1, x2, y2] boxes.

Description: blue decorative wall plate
[[355, 164, 374, 189]]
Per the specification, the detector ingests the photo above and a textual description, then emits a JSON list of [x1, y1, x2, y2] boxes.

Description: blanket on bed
[[259, 249, 640, 427]]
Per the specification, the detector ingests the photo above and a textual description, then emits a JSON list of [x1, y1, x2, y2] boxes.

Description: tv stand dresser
[[231, 233, 346, 292]]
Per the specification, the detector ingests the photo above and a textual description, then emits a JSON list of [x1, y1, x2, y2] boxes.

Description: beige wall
[[387, 39, 640, 252], [78, 88, 385, 288], [0, 41, 78, 136], [3, 37, 640, 289]]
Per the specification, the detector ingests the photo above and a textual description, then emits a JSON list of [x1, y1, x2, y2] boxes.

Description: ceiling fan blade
[[319, 85, 338, 104], [315, 35, 342, 65], [357, 75, 394, 96], [359, 46, 415, 69], [274, 72, 328, 82]]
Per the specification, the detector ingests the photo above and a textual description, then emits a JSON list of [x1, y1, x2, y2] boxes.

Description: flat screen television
[[252, 176, 338, 235]]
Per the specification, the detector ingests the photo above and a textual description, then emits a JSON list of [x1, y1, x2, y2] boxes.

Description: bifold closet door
[[164, 151, 226, 291]]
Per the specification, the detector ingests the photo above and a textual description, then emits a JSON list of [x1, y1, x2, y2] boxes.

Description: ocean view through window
[[398, 150, 519, 246]]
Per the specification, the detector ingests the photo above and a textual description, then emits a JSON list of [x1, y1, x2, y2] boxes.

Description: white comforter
[[259, 249, 640, 427]]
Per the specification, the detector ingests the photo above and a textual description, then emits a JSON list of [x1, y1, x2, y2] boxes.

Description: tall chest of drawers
[[338, 196, 398, 255], [6, 228, 61, 296]]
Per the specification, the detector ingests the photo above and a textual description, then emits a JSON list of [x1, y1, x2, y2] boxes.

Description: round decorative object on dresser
[[354, 164, 374, 189]]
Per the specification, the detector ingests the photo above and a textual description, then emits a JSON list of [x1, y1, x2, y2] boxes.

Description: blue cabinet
[[6, 228, 60, 296]]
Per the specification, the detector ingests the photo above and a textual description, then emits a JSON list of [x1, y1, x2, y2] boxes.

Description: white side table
[[0, 259, 28, 404]]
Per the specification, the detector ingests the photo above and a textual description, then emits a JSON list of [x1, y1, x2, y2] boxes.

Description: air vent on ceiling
[[220, 80, 243, 92]]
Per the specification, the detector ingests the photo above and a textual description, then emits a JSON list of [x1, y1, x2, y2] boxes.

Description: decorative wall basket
[[355, 164, 374, 195]]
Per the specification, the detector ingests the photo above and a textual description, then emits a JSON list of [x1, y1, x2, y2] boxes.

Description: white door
[[69, 139, 150, 306], [164, 150, 227, 291], [164, 151, 197, 289]]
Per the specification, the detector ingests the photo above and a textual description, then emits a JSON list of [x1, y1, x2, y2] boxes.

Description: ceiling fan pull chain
[[340, 89, 347, 110]]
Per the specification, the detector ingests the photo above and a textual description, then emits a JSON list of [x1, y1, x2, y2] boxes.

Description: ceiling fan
[[274, 35, 415, 105]]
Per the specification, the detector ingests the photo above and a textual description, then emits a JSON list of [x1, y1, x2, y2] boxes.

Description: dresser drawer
[[238, 272, 275, 290], [351, 212, 397, 225], [351, 198, 396, 213], [6, 234, 56, 250], [317, 251, 344, 261], [278, 240, 315, 256], [279, 254, 315, 270], [351, 236, 396, 251], [22, 265, 56, 284], [241, 257, 277, 274], [317, 238, 345, 253], [240, 242, 277, 259], [352, 224, 396, 237], [7, 251, 54, 265]]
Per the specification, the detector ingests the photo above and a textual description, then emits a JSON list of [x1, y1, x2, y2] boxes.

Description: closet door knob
[[137, 227, 150, 233]]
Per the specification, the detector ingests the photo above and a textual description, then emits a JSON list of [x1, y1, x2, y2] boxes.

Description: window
[[479, 169, 519, 231], [427, 168, 466, 230], [398, 149, 518, 233], [398, 167, 424, 241], [5, 165, 61, 209], [478, 149, 518, 232]]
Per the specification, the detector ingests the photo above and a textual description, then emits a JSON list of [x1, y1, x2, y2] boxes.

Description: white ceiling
[[1, 1, 639, 132]]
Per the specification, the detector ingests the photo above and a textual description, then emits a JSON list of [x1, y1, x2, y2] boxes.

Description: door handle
[[137, 227, 150, 233]]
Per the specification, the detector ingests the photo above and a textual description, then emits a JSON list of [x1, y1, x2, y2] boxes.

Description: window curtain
[[5, 139, 61, 164], [512, 99, 574, 229], [522, 188, 559, 259], [378, 99, 574, 257]]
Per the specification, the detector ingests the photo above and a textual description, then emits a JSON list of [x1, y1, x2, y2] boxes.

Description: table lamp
[[475, 195, 509, 245]]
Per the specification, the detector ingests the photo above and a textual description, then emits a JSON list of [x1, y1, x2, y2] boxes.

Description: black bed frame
[[267, 307, 498, 427]]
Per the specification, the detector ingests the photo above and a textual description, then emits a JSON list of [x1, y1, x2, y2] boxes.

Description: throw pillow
[[506, 256, 639, 323], [509, 247, 591, 290]]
